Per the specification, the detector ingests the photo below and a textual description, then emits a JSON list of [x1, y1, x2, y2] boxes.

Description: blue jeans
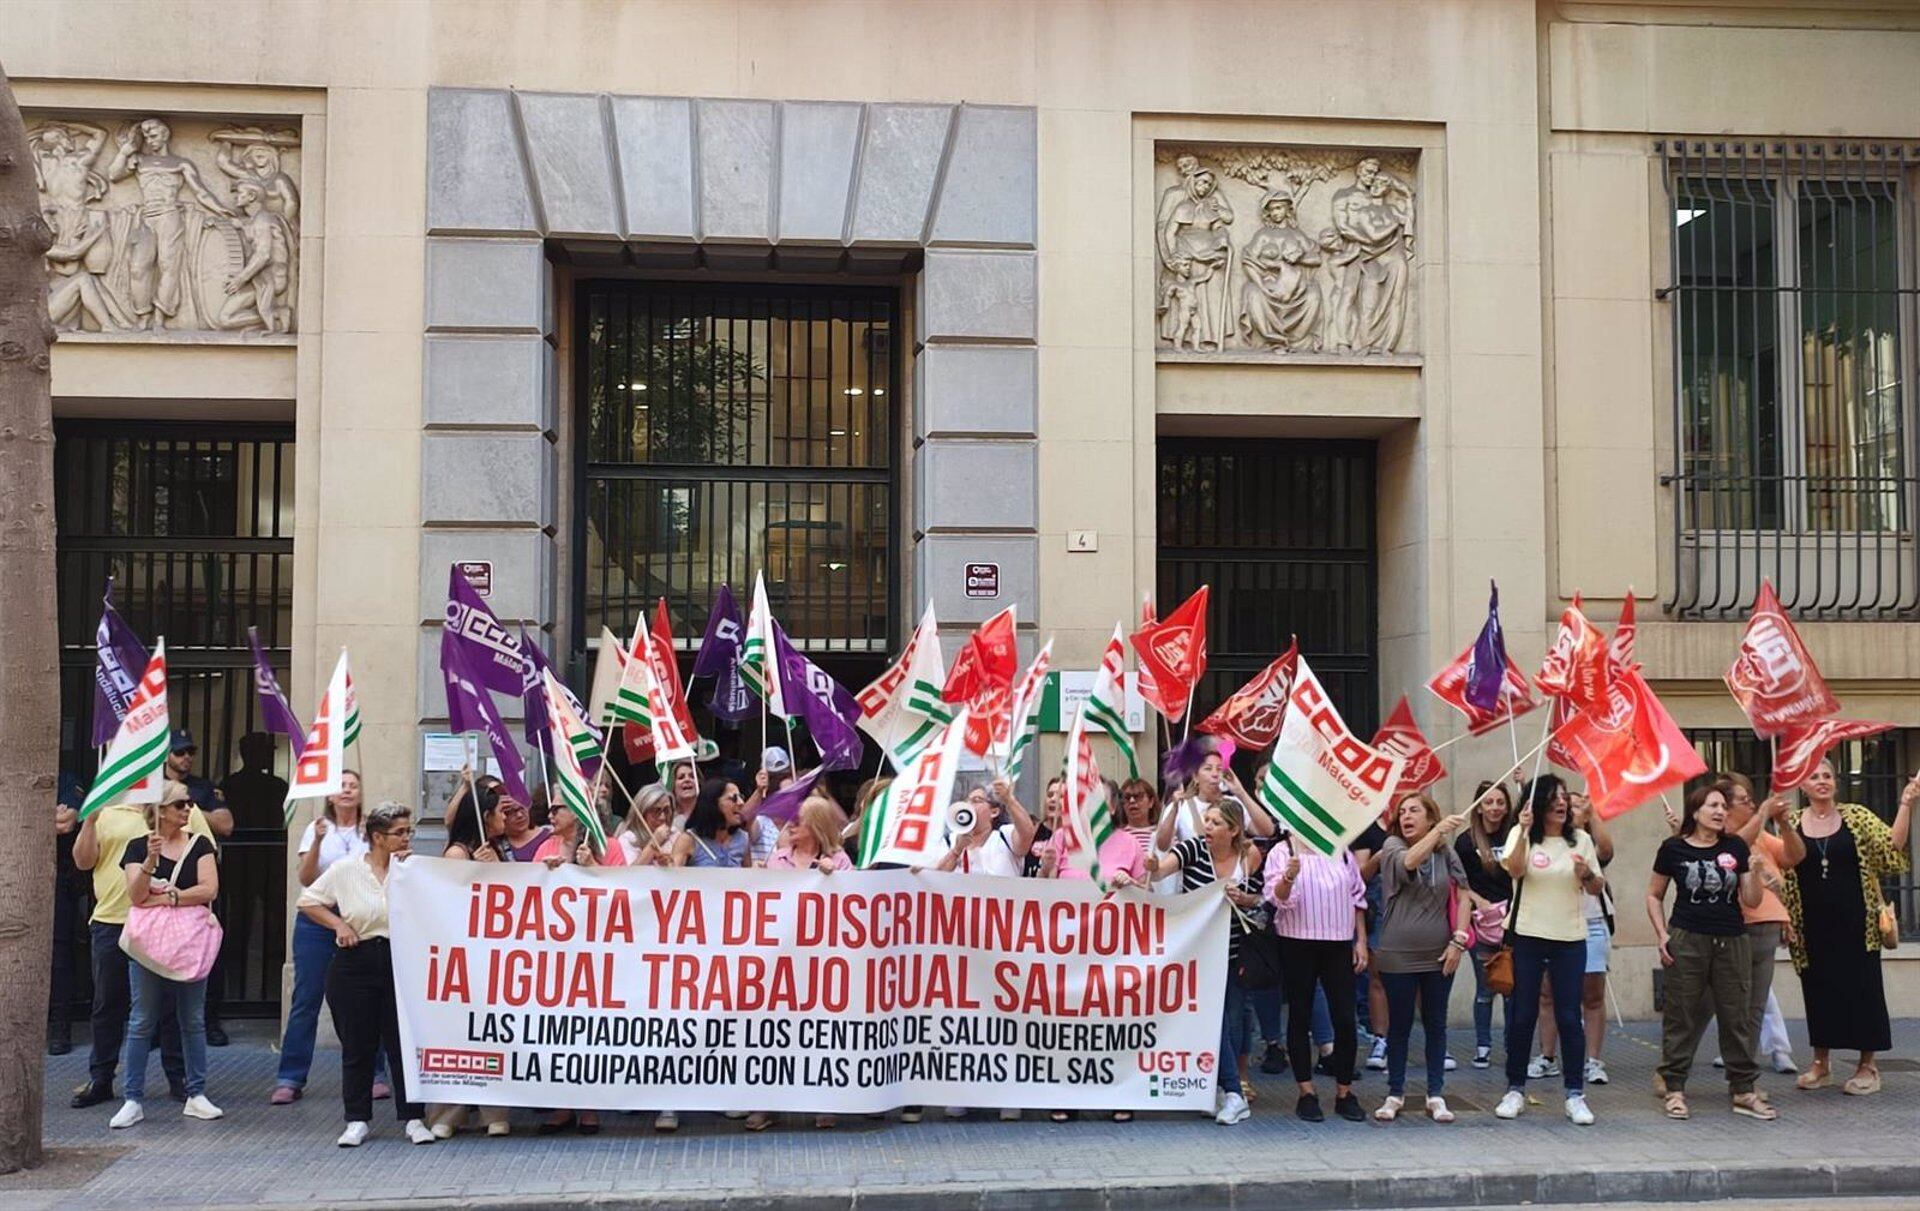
[[122, 961, 207, 1101], [1219, 972, 1245, 1096], [1309, 985, 1334, 1047], [1469, 944, 1511, 1051], [1505, 934, 1585, 1094], [1248, 984, 1282, 1049], [278, 914, 386, 1089], [1381, 969, 1454, 1097]]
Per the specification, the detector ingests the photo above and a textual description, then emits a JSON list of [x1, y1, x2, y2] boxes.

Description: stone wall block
[[610, 95, 697, 240], [416, 529, 554, 625], [916, 346, 1038, 438], [916, 440, 1038, 531], [696, 98, 777, 241], [916, 535, 1038, 627], [425, 238, 546, 332], [423, 334, 547, 429], [420, 432, 554, 528], [930, 105, 1037, 248], [776, 101, 863, 243], [427, 88, 539, 235], [850, 103, 954, 244], [919, 250, 1037, 342], [515, 92, 621, 239]]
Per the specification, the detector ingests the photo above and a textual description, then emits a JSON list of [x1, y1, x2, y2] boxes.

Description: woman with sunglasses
[[298, 801, 433, 1147], [616, 785, 673, 866]]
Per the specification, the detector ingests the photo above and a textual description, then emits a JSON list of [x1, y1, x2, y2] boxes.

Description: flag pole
[[1506, 711, 1521, 769]]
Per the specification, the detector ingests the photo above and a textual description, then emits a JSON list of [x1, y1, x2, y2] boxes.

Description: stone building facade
[[15, 0, 1920, 1018]]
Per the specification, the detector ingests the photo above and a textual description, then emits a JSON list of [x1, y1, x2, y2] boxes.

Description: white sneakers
[[1215, 1091, 1250, 1125], [1584, 1057, 1610, 1085], [109, 1100, 144, 1129], [336, 1121, 370, 1147], [1442, 1054, 1458, 1072], [1494, 1090, 1525, 1119], [1564, 1094, 1595, 1125], [430, 1121, 456, 1140], [1526, 1054, 1561, 1079], [998, 1108, 1022, 1122], [1366, 1037, 1389, 1070], [182, 1095, 224, 1120], [405, 1119, 435, 1145], [654, 1111, 680, 1132]]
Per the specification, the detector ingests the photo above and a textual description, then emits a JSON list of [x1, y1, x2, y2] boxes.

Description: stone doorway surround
[[417, 88, 1038, 729]]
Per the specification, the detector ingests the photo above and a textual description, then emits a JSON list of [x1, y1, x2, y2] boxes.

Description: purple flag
[[443, 565, 527, 697], [692, 585, 752, 722], [772, 623, 864, 771], [90, 580, 151, 747], [443, 633, 530, 803], [247, 626, 306, 757], [518, 625, 600, 780], [757, 765, 826, 826], [1464, 581, 1509, 714]]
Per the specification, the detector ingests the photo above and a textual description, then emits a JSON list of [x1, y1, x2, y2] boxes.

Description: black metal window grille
[[1660, 140, 1920, 619], [54, 419, 296, 1018], [574, 282, 898, 660], [1683, 727, 1916, 940], [1157, 438, 1379, 746]]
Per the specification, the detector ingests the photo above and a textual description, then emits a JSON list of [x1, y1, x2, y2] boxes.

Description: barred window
[[1662, 141, 1918, 618]]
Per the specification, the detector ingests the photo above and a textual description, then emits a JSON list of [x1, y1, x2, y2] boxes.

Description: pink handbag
[[120, 847, 224, 982]]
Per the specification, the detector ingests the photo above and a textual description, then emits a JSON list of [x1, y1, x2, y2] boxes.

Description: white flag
[[1254, 659, 1404, 856], [1000, 639, 1054, 782], [856, 710, 970, 868], [856, 603, 952, 770], [739, 571, 786, 716], [80, 640, 171, 818], [285, 650, 352, 823]]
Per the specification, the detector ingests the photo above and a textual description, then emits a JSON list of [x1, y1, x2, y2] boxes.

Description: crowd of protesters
[[50, 730, 1916, 1144]]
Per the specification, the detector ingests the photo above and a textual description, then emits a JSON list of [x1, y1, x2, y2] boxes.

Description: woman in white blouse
[[272, 771, 373, 1105]]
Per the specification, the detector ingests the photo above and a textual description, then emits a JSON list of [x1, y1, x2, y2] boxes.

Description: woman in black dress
[[1781, 760, 1915, 1096]]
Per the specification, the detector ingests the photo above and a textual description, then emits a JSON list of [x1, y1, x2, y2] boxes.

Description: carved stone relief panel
[[1153, 144, 1416, 357], [26, 111, 301, 339]]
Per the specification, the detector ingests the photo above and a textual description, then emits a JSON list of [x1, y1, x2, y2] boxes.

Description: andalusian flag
[[739, 571, 786, 716], [586, 626, 627, 730], [856, 603, 952, 770], [81, 641, 171, 819], [284, 651, 352, 824], [857, 709, 969, 868], [1001, 639, 1053, 782], [1255, 659, 1404, 856], [1064, 704, 1118, 888], [1086, 624, 1138, 779], [343, 667, 363, 750], [606, 614, 656, 731], [541, 669, 609, 856]]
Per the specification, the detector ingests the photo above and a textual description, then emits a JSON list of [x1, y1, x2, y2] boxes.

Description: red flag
[[1428, 646, 1537, 735], [1553, 670, 1705, 819], [1370, 695, 1445, 793], [1536, 595, 1612, 711], [1770, 718, 1895, 793], [1725, 580, 1839, 738], [1135, 594, 1166, 717], [1130, 586, 1209, 723], [1197, 639, 1297, 748], [941, 607, 1018, 756], [652, 599, 701, 744], [1608, 591, 1637, 674]]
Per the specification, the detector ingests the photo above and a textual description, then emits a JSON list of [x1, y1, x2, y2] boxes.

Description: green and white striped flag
[[1064, 704, 1118, 888], [586, 626, 627, 731], [1086, 624, 1139, 779], [343, 667, 362, 750], [605, 614, 655, 731], [856, 603, 953, 770], [1253, 658, 1404, 856], [1001, 639, 1053, 783], [542, 668, 609, 856], [738, 571, 786, 716], [857, 709, 969, 868], [81, 641, 171, 819]]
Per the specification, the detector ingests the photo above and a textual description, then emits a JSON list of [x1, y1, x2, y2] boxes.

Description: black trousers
[[50, 873, 83, 1030], [325, 938, 421, 1123], [88, 920, 181, 1088], [1279, 936, 1358, 1085]]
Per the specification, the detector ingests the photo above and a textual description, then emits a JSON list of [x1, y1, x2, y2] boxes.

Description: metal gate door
[[1157, 438, 1379, 739]]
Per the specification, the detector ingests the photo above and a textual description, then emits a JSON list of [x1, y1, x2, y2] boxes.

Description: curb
[[185, 1158, 1920, 1211]]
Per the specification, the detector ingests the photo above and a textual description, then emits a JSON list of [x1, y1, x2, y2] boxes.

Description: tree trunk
[[0, 59, 59, 1174]]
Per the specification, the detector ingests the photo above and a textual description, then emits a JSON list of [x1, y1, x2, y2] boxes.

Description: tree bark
[[0, 59, 59, 1174]]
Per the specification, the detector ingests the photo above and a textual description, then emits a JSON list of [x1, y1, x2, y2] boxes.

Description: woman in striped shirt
[[1265, 829, 1369, 1123], [1121, 798, 1266, 1125]]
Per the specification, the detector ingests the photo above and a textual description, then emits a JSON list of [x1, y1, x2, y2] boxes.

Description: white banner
[[389, 860, 1228, 1113]]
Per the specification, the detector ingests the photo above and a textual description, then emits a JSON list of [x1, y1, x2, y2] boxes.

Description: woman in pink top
[[766, 799, 853, 876], [1265, 832, 1369, 1123], [531, 798, 623, 1136]]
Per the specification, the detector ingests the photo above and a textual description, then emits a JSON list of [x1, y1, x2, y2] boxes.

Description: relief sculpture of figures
[[1237, 190, 1323, 352], [1155, 155, 1236, 352], [28, 113, 301, 336], [1324, 157, 1414, 354]]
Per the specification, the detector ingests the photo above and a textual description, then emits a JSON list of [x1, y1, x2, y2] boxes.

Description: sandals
[[744, 1112, 774, 1132], [1373, 1095, 1404, 1122], [1843, 1068, 1882, 1096], [1731, 1092, 1778, 1120], [1112, 1110, 1134, 1123], [1663, 1091, 1690, 1119], [1795, 1063, 1831, 1090]]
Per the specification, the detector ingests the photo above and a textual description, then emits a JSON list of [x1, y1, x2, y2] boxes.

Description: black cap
[[169, 729, 196, 753]]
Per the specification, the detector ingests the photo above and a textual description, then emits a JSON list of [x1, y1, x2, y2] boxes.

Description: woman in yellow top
[[1780, 760, 1916, 1096]]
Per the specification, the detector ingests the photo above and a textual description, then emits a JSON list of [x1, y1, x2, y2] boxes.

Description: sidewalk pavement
[[5, 1017, 1915, 1211]]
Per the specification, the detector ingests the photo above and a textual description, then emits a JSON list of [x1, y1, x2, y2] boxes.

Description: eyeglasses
[[377, 827, 415, 839], [1122, 790, 1150, 800]]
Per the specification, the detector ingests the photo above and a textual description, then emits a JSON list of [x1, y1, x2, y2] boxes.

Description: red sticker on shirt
[[1531, 851, 1552, 869], [1716, 853, 1738, 871]]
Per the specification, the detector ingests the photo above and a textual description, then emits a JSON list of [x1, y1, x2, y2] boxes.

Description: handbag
[[1472, 900, 1509, 949], [1879, 900, 1900, 951], [120, 840, 223, 982], [1235, 916, 1284, 990], [1484, 946, 1515, 997]]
